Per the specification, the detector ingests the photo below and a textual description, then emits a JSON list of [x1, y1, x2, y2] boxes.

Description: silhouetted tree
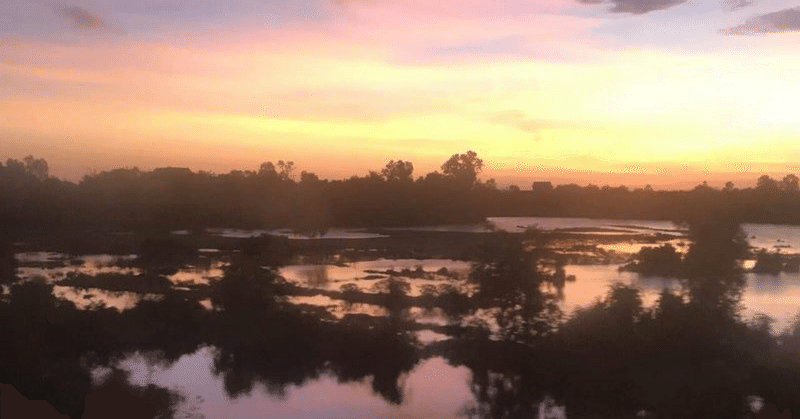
[[0, 241, 15, 285], [22, 156, 49, 180], [277, 160, 295, 180], [380, 160, 414, 182], [469, 231, 564, 341], [757, 175, 779, 194], [620, 244, 682, 277], [442, 151, 483, 187], [681, 218, 748, 317], [781, 174, 799, 192], [299, 170, 319, 183], [724, 181, 735, 192]]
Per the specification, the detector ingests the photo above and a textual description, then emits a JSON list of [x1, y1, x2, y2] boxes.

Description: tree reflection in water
[[2, 224, 800, 418]]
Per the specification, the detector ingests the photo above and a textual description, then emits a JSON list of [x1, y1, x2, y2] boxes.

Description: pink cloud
[[331, 0, 577, 18]]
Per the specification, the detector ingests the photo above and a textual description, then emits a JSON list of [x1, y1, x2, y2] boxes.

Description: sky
[[2, 0, 800, 188]]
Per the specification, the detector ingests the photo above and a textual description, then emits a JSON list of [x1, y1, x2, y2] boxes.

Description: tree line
[[3, 152, 800, 232]]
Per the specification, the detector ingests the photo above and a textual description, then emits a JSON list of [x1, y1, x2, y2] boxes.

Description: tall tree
[[441, 150, 483, 187], [380, 160, 414, 182]]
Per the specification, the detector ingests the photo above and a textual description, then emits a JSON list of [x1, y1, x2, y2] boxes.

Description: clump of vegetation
[[752, 251, 800, 275], [239, 234, 292, 267], [59, 272, 174, 294], [0, 240, 16, 285], [753, 251, 785, 275], [619, 244, 683, 277], [137, 237, 197, 274]]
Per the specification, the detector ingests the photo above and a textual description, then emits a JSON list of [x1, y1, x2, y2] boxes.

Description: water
[[20, 252, 797, 332], [167, 260, 227, 285], [743, 272, 800, 332], [206, 228, 389, 240], [596, 238, 688, 255], [53, 285, 162, 311], [111, 349, 479, 419], [287, 295, 388, 318], [565, 265, 800, 332], [487, 217, 682, 234], [200, 218, 800, 255], [15, 253, 141, 283], [743, 223, 800, 254], [8, 217, 800, 417], [278, 259, 474, 297], [391, 218, 800, 254]]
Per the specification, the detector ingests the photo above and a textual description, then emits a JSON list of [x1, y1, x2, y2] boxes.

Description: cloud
[[723, 7, 800, 35], [331, 0, 576, 18], [489, 111, 594, 135], [576, 0, 686, 15], [721, 0, 752, 12], [55, 5, 113, 31]]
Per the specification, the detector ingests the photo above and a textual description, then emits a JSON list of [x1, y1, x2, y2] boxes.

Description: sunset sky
[[2, 0, 800, 188]]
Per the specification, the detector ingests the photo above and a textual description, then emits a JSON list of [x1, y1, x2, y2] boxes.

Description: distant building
[[531, 181, 553, 192]]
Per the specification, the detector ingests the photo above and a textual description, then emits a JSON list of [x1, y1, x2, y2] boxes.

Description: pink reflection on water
[[287, 295, 389, 318], [168, 260, 227, 285], [279, 259, 474, 297], [16, 253, 140, 283], [111, 348, 476, 419], [53, 285, 162, 311]]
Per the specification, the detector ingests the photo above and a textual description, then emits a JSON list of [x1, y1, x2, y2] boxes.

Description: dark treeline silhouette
[[0, 152, 489, 232], [4, 215, 800, 418], [5, 154, 800, 233], [489, 175, 800, 224]]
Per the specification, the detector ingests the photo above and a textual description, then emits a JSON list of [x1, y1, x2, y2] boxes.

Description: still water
[[111, 350, 487, 419], [400, 217, 800, 253], [9, 217, 800, 418]]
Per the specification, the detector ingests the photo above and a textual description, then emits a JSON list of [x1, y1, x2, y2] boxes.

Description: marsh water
[[6, 217, 800, 418]]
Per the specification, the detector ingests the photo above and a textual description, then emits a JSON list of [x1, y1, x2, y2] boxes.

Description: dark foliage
[[753, 251, 789, 275], [620, 243, 683, 277], [6, 155, 800, 234], [0, 240, 16, 285]]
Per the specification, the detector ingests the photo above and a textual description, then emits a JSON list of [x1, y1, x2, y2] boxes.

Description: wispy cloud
[[723, 7, 800, 35], [576, 0, 686, 15], [721, 0, 753, 12], [57, 5, 109, 30], [489, 111, 594, 135], [53, 4, 125, 34]]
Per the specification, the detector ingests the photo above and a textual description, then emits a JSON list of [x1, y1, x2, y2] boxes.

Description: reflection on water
[[407, 307, 453, 327], [743, 272, 800, 332], [279, 259, 474, 297], [16, 253, 141, 282], [389, 218, 800, 254], [112, 348, 476, 419], [287, 295, 388, 318], [52, 285, 162, 311], [6, 218, 800, 418], [207, 228, 389, 240], [14, 252, 67, 263], [566, 264, 800, 333], [167, 260, 227, 285], [562, 265, 680, 312], [281, 260, 800, 333], [743, 223, 800, 254], [414, 330, 450, 343], [596, 239, 687, 255], [187, 219, 800, 256], [489, 217, 682, 234]]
